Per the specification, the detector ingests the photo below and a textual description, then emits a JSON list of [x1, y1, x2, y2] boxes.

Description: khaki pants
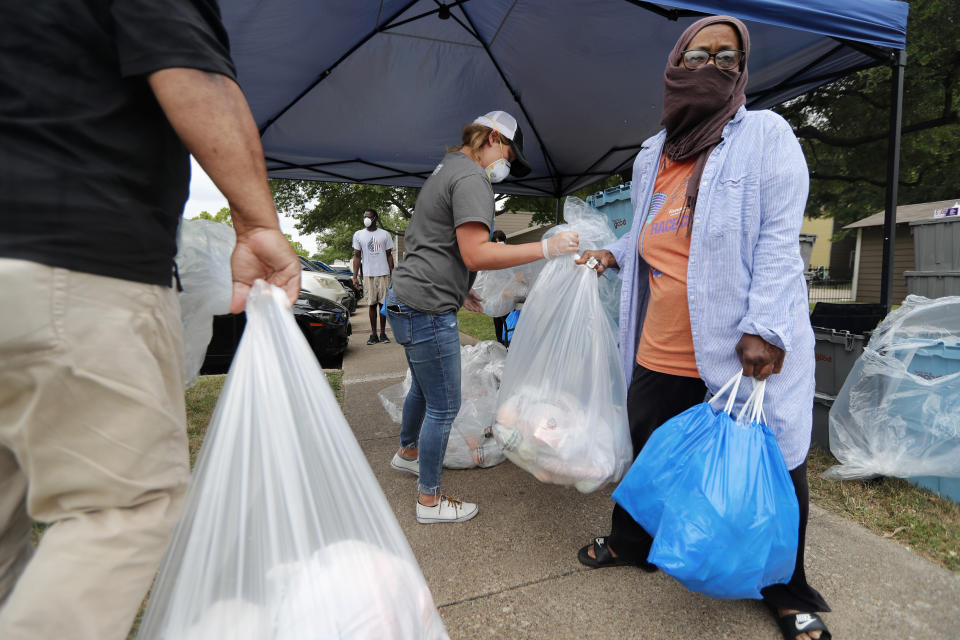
[[363, 274, 391, 305], [0, 259, 189, 640]]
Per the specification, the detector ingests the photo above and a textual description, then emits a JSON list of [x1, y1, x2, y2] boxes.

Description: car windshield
[[312, 260, 334, 272], [299, 256, 321, 272]]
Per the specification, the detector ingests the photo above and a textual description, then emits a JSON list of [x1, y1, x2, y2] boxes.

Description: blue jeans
[[384, 288, 461, 495]]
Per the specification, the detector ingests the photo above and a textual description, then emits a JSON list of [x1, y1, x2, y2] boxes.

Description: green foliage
[[777, 0, 959, 227], [270, 180, 415, 262], [500, 175, 627, 225], [283, 233, 310, 258], [192, 207, 232, 226]]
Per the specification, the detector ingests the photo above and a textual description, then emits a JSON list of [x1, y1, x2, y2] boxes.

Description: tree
[[270, 180, 415, 262], [283, 233, 309, 258], [192, 207, 232, 226], [776, 0, 959, 229]]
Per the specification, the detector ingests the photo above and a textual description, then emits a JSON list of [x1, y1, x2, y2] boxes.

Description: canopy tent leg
[[555, 197, 562, 225], [880, 49, 906, 311]]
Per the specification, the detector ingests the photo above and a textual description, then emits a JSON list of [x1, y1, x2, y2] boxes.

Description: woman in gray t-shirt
[[385, 110, 579, 524]]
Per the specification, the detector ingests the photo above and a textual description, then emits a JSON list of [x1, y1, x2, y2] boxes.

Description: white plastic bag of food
[[493, 197, 631, 493], [378, 340, 508, 469], [137, 280, 447, 640], [175, 218, 236, 388], [825, 295, 960, 480], [472, 262, 544, 317]]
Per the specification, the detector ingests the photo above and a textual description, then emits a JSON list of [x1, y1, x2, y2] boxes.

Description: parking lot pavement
[[339, 304, 960, 640]]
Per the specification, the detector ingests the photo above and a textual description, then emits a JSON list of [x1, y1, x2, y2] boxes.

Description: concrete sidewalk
[[341, 306, 960, 639]]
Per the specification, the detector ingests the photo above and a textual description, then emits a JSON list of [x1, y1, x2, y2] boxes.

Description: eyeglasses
[[680, 49, 744, 70]]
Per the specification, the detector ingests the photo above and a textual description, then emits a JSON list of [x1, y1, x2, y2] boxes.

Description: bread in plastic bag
[[137, 280, 448, 640], [175, 218, 235, 388], [378, 341, 508, 469], [492, 197, 631, 493], [824, 295, 960, 480], [612, 373, 799, 599]]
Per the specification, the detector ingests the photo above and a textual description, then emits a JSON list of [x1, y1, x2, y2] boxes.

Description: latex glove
[[463, 288, 484, 313], [574, 250, 618, 276], [542, 231, 580, 259], [736, 333, 785, 380]]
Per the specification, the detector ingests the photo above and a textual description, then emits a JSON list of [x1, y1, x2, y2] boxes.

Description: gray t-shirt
[[392, 151, 494, 313]]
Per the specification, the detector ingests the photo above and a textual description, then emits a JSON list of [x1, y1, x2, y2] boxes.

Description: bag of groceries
[[137, 281, 448, 640], [379, 340, 508, 469], [493, 198, 631, 493]]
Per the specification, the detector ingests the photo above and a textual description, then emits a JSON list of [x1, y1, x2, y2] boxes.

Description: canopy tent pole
[[555, 197, 562, 225], [880, 49, 906, 311]]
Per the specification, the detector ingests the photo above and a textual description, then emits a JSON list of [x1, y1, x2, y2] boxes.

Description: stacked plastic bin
[[809, 303, 886, 449]]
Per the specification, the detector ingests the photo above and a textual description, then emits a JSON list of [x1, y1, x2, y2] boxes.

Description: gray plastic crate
[[813, 327, 870, 396], [811, 392, 833, 450], [904, 271, 960, 298], [910, 217, 960, 271]]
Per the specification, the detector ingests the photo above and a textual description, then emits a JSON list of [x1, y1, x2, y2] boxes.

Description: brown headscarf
[[660, 16, 750, 234]]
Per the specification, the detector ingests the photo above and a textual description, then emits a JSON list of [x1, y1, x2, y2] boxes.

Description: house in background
[[844, 198, 960, 304], [800, 216, 834, 271], [492, 211, 553, 244]]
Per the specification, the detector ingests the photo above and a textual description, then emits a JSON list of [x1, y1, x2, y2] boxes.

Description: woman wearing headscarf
[[575, 16, 831, 640]]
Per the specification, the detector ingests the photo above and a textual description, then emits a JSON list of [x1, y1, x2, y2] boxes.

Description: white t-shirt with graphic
[[351, 227, 394, 277]]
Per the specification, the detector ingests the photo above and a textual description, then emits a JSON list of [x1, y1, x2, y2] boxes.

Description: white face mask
[[484, 140, 511, 183], [496, 240, 505, 244], [363, 217, 373, 228]]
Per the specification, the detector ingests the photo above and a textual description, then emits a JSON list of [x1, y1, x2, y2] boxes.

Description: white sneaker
[[416, 495, 478, 524], [390, 451, 419, 476]]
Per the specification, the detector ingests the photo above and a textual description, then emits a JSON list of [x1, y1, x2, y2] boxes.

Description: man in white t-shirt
[[352, 208, 395, 344]]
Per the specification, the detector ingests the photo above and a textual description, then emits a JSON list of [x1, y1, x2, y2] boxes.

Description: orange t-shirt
[[635, 156, 699, 377]]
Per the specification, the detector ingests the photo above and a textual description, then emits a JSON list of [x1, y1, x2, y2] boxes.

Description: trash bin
[[799, 233, 817, 272], [813, 327, 871, 396], [809, 302, 886, 334], [904, 271, 960, 298], [811, 391, 833, 450], [910, 216, 960, 271]]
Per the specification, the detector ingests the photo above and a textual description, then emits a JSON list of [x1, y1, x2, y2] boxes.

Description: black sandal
[[577, 537, 658, 572], [774, 612, 831, 640]]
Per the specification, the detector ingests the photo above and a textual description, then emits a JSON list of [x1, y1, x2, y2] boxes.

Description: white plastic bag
[[175, 219, 235, 388], [378, 340, 508, 469], [493, 198, 632, 493], [137, 281, 447, 640], [472, 262, 543, 317], [824, 295, 960, 480]]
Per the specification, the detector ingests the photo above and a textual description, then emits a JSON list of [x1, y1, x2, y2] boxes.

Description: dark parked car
[[312, 259, 362, 301], [200, 289, 352, 373]]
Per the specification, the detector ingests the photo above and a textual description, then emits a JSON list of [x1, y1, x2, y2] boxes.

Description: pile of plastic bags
[[174, 218, 235, 388], [493, 197, 631, 493], [379, 340, 509, 469], [825, 295, 960, 480], [137, 281, 447, 640]]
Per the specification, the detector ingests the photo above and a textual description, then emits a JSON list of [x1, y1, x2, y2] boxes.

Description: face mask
[[484, 141, 511, 183], [363, 217, 373, 228], [497, 241, 505, 244]]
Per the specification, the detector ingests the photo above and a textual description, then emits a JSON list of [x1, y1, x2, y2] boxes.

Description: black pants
[[608, 365, 830, 613]]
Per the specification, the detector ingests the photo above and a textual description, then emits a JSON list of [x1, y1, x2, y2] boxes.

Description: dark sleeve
[[111, 0, 236, 80]]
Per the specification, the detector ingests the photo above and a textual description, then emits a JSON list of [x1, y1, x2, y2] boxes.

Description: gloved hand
[[541, 231, 580, 259]]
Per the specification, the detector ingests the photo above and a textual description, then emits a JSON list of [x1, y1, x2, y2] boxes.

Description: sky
[[181, 157, 318, 252]]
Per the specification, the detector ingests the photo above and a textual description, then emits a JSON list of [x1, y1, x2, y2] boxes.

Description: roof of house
[[844, 198, 960, 229], [493, 211, 550, 239]]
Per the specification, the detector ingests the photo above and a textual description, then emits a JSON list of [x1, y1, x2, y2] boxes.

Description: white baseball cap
[[472, 110, 531, 178]]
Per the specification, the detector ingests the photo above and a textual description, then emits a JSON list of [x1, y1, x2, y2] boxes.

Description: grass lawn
[[457, 308, 498, 342]]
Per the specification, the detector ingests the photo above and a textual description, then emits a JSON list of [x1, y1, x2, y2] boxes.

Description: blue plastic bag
[[612, 373, 799, 600], [500, 309, 520, 346]]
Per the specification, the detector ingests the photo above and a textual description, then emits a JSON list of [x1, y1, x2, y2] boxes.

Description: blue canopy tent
[[221, 0, 909, 307]]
